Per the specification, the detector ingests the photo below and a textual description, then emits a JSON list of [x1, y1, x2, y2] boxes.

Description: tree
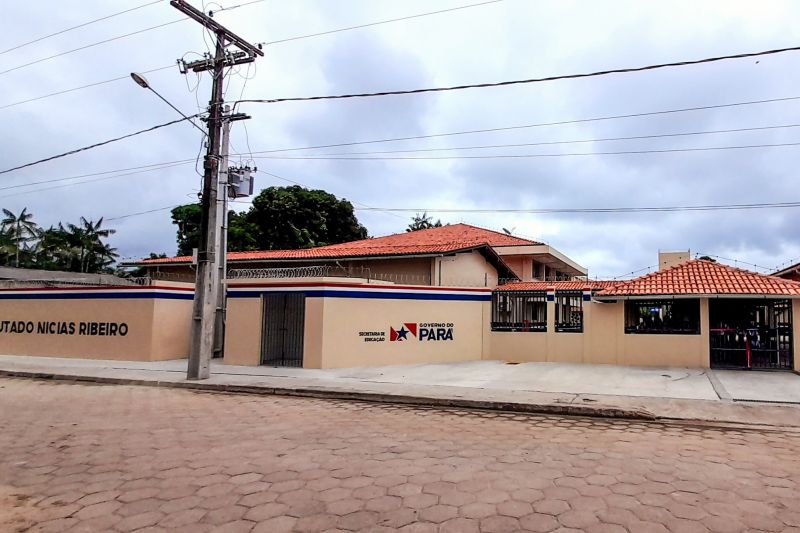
[[65, 217, 117, 273], [0, 209, 119, 273], [170, 204, 202, 256], [170, 204, 259, 255], [1, 208, 38, 267], [407, 212, 442, 232], [169, 186, 369, 254], [246, 186, 367, 249]]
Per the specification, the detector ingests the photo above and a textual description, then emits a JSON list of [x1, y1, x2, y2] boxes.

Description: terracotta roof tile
[[597, 259, 800, 297], [497, 280, 620, 291], [139, 224, 542, 264]]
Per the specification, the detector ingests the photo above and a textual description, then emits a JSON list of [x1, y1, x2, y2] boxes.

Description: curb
[[0, 369, 658, 421]]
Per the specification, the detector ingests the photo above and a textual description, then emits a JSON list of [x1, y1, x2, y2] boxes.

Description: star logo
[[390, 323, 418, 341]]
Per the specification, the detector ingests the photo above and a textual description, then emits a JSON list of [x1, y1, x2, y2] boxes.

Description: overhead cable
[[208, 0, 269, 16], [0, 65, 175, 110], [0, 162, 191, 200], [352, 201, 800, 214], [239, 95, 800, 155], [259, 169, 406, 220], [251, 140, 800, 160], [0, 19, 186, 76], [0, 0, 164, 55], [106, 205, 181, 222], [237, 45, 800, 105], [0, 115, 201, 176], [288, 123, 800, 156], [263, 0, 503, 45], [0, 159, 194, 192]]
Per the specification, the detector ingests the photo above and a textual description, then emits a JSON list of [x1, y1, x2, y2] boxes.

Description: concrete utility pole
[[213, 109, 250, 359], [170, 0, 263, 380]]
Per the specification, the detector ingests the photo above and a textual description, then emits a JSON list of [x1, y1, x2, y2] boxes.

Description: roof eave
[[595, 293, 800, 300]]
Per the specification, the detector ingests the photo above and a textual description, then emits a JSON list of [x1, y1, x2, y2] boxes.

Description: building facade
[[2, 226, 799, 373]]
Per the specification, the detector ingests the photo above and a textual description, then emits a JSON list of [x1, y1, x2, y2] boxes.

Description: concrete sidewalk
[[0, 355, 798, 429]]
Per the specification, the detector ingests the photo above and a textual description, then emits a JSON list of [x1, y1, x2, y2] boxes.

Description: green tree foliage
[[0, 209, 118, 273], [170, 204, 202, 256], [169, 186, 368, 254], [406, 212, 443, 232], [1, 207, 38, 267]]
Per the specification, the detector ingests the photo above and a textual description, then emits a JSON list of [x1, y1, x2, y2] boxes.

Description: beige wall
[[0, 290, 192, 361], [488, 298, 711, 368], [222, 279, 491, 368], [659, 251, 690, 270], [317, 297, 488, 368], [149, 298, 193, 361], [499, 255, 534, 281], [222, 297, 262, 366], [436, 251, 498, 288]]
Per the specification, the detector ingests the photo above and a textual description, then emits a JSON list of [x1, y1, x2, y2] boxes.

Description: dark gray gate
[[261, 293, 305, 367], [710, 299, 793, 370]]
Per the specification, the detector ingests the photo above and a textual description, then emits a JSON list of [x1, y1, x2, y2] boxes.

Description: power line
[[262, 0, 503, 45], [694, 252, 774, 273], [237, 95, 800, 155], [0, 115, 200, 176], [0, 19, 186, 76], [599, 265, 656, 281], [290, 123, 800, 156], [352, 201, 800, 214], [250, 140, 800, 160], [0, 0, 164, 55], [259, 169, 406, 220], [237, 44, 800, 105], [106, 204, 181, 222], [0, 162, 191, 200], [0, 65, 176, 111], [0, 159, 194, 192], [6, 96, 800, 191], [208, 0, 269, 16]]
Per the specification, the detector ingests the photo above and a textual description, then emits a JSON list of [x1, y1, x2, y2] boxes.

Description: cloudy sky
[[2, 0, 800, 279]]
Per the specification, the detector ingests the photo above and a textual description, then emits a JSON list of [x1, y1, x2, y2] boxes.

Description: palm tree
[[36, 224, 75, 270], [1, 208, 38, 267], [66, 217, 116, 273]]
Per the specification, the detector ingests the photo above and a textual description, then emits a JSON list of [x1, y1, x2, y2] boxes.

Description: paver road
[[1, 378, 799, 533]]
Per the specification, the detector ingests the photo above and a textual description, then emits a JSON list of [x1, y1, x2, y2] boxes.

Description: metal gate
[[261, 293, 305, 367], [710, 299, 793, 370]]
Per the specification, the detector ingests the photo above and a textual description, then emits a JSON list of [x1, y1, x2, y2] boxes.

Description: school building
[[0, 224, 798, 373]]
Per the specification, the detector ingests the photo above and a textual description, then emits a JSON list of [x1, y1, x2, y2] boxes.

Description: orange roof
[[597, 259, 800, 297], [497, 280, 620, 291], [139, 224, 541, 265]]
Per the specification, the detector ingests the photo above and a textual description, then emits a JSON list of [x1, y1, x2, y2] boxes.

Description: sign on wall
[[0, 320, 129, 337], [358, 322, 455, 343]]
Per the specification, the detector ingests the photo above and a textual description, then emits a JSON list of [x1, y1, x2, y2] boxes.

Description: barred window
[[491, 291, 547, 332], [625, 299, 700, 335], [555, 292, 583, 333]]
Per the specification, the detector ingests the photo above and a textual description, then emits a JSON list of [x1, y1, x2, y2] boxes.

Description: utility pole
[[213, 109, 249, 360], [170, 0, 263, 379]]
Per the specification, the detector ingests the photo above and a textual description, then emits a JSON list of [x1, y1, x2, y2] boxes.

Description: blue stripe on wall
[[0, 292, 194, 301], [0, 290, 490, 302], [229, 290, 491, 302]]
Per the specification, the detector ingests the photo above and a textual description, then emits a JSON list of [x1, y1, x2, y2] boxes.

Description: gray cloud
[[1, 0, 799, 275]]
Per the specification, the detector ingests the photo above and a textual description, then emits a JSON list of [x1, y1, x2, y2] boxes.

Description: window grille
[[625, 299, 700, 335], [555, 292, 583, 333], [491, 291, 547, 332]]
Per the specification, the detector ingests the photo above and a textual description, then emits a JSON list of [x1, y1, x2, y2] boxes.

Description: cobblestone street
[[1, 378, 799, 533]]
